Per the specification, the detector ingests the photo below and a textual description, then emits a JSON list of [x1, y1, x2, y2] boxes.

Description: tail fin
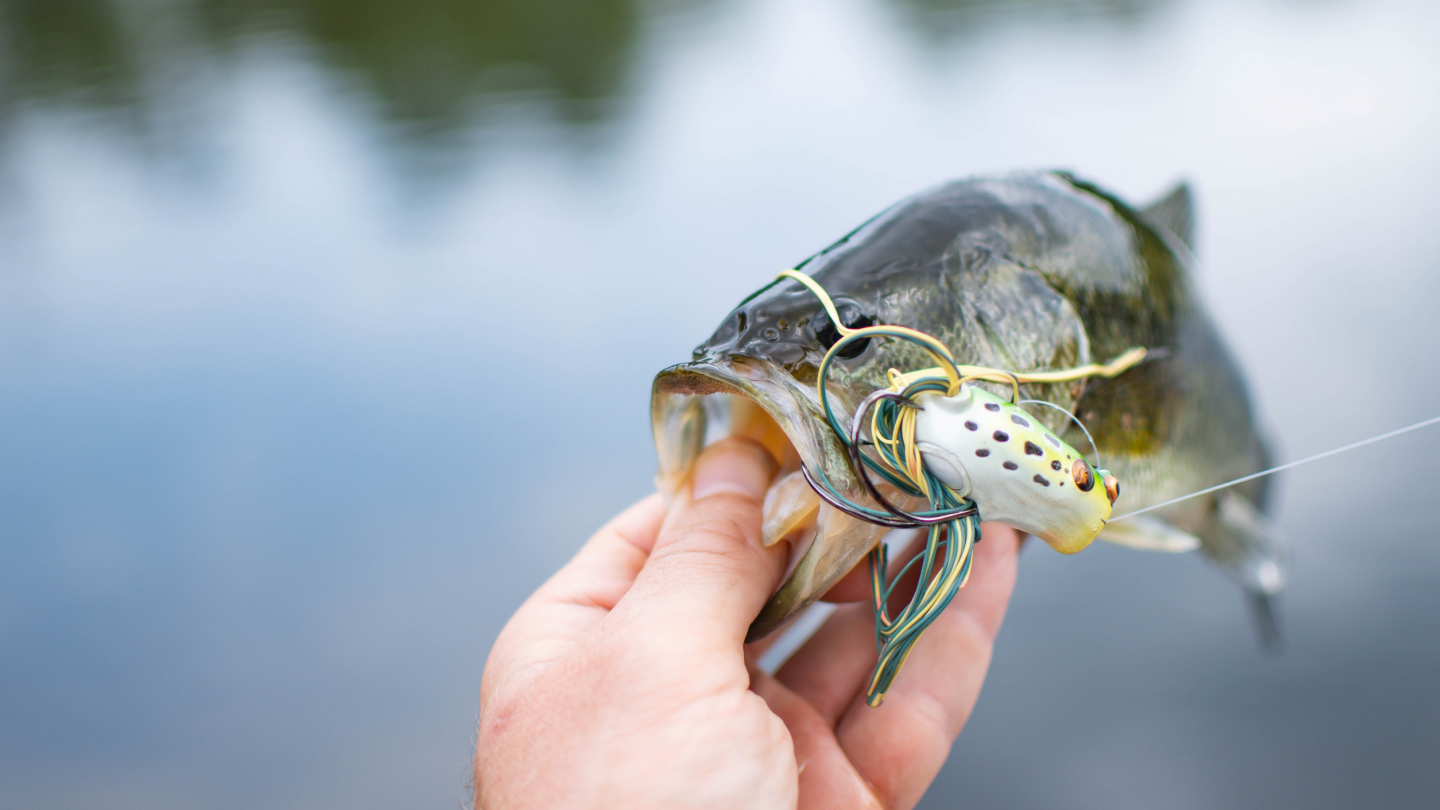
[[1199, 490, 1290, 650], [1246, 591, 1283, 653]]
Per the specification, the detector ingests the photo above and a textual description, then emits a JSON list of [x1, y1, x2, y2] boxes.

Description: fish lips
[[651, 355, 890, 641]]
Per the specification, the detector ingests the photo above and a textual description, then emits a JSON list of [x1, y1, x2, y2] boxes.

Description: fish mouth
[[651, 356, 893, 641]]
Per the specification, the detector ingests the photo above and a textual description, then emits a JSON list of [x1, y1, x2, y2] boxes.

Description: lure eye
[[1071, 460, 1095, 492], [1103, 474, 1120, 505], [814, 304, 875, 359]]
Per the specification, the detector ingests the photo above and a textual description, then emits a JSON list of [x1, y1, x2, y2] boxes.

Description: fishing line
[[1018, 399, 1102, 470], [1113, 414, 1440, 521]]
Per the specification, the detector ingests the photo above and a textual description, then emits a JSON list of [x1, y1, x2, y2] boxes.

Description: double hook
[[802, 388, 977, 529]]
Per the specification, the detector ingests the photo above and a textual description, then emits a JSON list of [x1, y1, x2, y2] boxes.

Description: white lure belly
[[912, 385, 1117, 554]]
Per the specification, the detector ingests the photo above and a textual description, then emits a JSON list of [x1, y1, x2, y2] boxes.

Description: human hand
[[474, 438, 1021, 809]]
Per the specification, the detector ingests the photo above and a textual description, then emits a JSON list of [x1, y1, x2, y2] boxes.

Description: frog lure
[[778, 269, 1141, 705]]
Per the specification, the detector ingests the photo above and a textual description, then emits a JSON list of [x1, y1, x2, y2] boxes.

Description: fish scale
[[652, 170, 1281, 642]]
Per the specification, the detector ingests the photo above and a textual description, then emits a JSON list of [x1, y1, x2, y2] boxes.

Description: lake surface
[[2, 0, 1438, 807]]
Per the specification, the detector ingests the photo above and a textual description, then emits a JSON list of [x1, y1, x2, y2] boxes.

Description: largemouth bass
[[651, 171, 1283, 641]]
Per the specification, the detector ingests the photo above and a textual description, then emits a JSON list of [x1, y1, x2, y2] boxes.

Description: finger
[[613, 438, 787, 649], [482, 494, 665, 704], [774, 602, 877, 724], [777, 534, 931, 722], [747, 664, 883, 810], [821, 528, 925, 604], [836, 523, 1021, 810]]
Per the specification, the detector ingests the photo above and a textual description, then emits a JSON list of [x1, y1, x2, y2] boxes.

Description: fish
[[651, 171, 1285, 643]]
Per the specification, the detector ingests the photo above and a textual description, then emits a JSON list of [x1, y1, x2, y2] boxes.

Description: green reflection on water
[[0, 0, 1179, 143], [1, 0, 147, 110], [200, 0, 643, 130], [0, 0, 647, 139], [884, 0, 1168, 44]]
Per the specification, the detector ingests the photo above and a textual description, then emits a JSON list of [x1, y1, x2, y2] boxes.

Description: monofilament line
[[1112, 414, 1440, 521]]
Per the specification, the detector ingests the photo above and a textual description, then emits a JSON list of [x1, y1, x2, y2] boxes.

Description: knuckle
[[906, 687, 959, 747], [670, 497, 762, 548], [949, 609, 995, 664]]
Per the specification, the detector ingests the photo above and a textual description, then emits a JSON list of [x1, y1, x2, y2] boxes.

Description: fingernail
[[691, 440, 776, 501]]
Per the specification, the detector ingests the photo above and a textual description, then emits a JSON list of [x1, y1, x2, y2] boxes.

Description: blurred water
[[1, 0, 1438, 807]]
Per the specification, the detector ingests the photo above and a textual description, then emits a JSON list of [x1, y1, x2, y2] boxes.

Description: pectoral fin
[[1097, 516, 1201, 553]]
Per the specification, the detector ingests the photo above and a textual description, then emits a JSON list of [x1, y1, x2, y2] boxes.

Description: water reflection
[[886, 0, 1167, 43], [199, 0, 645, 129], [1, 0, 143, 110], [2, 0, 1440, 807], [0, 0, 652, 152], [0, 0, 1191, 157]]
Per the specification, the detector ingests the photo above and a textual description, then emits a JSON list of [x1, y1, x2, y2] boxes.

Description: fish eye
[[814, 304, 875, 359], [1103, 475, 1120, 505], [1071, 459, 1095, 492]]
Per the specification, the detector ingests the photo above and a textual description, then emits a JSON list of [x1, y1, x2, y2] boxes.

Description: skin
[[475, 438, 1020, 809]]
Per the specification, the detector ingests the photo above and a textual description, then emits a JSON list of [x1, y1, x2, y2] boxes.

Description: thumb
[[617, 438, 788, 646]]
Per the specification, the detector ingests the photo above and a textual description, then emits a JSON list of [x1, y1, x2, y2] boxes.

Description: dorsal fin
[[1140, 181, 1196, 252]]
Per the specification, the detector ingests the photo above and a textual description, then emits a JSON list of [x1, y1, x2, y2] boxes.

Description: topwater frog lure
[[778, 269, 1142, 705]]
